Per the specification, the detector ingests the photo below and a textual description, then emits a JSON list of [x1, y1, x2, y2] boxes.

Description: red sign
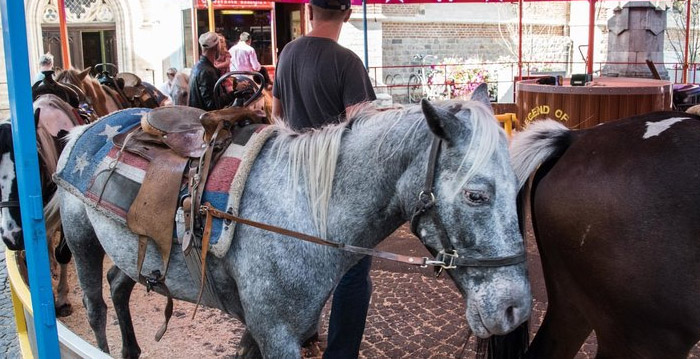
[[198, 0, 601, 7], [197, 0, 274, 9]]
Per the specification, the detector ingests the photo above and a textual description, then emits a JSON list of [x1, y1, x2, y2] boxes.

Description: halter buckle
[[436, 249, 458, 269], [421, 249, 459, 269]]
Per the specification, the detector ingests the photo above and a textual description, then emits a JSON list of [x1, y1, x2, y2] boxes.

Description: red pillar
[[587, 0, 596, 75], [518, 0, 523, 81], [57, 0, 70, 68], [683, 0, 692, 83]]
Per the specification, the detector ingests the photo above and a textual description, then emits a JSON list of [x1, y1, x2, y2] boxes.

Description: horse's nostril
[[505, 305, 515, 324], [7, 223, 13, 230]]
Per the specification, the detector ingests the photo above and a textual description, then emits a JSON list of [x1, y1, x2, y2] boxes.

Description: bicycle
[[407, 54, 441, 103], [384, 73, 406, 98]]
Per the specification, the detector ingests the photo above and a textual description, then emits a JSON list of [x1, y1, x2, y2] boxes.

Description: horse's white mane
[[273, 99, 502, 238]]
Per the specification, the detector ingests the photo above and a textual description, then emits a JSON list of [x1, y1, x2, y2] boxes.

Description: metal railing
[[369, 60, 700, 105]]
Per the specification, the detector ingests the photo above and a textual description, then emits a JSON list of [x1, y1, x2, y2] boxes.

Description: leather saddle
[[110, 105, 265, 340]]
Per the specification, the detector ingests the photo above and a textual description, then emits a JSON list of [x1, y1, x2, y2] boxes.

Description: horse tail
[[44, 191, 61, 235], [510, 119, 572, 189], [43, 191, 72, 264]]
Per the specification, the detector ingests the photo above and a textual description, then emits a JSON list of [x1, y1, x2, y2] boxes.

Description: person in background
[[272, 0, 376, 357], [215, 33, 232, 76], [33, 53, 54, 85], [158, 67, 178, 100], [229, 32, 261, 73], [189, 32, 224, 111]]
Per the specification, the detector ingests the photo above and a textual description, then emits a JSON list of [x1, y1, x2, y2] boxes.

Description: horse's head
[[170, 72, 190, 106], [405, 85, 531, 337], [0, 122, 22, 250]]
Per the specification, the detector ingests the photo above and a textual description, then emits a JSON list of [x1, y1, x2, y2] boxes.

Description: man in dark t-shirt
[[272, 0, 376, 357], [272, 4, 375, 130]]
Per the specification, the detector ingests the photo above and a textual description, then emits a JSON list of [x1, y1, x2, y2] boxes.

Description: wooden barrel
[[516, 77, 672, 129]]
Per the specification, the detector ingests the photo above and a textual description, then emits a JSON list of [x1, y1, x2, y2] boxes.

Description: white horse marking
[[0, 153, 20, 241], [0, 153, 15, 201], [643, 117, 689, 139]]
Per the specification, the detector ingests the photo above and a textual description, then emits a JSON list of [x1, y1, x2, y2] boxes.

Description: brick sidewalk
[[0, 242, 21, 359]]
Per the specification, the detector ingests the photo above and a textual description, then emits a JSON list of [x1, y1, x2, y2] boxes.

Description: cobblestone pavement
[[54, 224, 700, 358], [0, 242, 21, 359]]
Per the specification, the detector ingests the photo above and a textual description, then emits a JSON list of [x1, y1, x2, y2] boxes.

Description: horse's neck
[[328, 110, 431, 247]]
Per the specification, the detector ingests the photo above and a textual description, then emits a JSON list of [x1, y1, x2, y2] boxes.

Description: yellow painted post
[[495, 113, 517, 137], [7, 250, 36, 358], [207, 0, 215, 32]]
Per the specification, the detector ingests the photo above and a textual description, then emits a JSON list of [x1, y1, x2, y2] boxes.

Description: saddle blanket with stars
[[54, 107, 277, 257]]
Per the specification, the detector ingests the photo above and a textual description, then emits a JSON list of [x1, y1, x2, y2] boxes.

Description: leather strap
[[200, 203, 526, 268], [0, 201, 19, 208], [136, 235, 174, 342], [192, 207, 214, 319]]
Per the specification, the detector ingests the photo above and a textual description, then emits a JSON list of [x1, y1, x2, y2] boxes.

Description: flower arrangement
[[429, 57, 498, 101]]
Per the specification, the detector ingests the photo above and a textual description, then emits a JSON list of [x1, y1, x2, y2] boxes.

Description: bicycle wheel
[[408, 74, 423, 103], [385, 74, 394, 94]]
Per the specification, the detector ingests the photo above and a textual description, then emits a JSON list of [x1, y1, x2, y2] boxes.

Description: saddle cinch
[[111, 105, 266, 341]]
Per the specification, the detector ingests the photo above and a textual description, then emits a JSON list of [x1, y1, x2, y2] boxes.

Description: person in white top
[[228, 32, 261, 72], [157, 67, 178, 100]]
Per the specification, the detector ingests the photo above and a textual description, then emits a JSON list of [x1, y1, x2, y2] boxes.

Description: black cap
[[310, 0, 351, 10]]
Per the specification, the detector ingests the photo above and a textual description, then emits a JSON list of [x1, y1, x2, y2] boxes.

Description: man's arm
[[272, 96, 283, 123], [198, 69, 219, 111], [249, 48, 261, 72]]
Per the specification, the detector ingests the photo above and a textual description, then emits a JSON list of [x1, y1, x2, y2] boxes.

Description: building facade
[[0, 1, 696, 116]]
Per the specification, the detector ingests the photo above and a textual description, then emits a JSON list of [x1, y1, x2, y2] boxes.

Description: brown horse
[[56, 68, 124, 116], [501, 112, 700, 358]]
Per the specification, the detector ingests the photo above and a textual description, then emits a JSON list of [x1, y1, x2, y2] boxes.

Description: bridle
[[409, 135, 527, 273], [200, 134, 527, 274]]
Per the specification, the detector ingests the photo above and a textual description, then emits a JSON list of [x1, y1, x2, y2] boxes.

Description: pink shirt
[[229, 41, 261, 72]]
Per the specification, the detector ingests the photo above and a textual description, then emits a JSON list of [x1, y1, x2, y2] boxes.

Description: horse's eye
[[464, 190, 489, 205]]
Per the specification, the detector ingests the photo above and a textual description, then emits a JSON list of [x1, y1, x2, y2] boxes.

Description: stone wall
[[382, 22, 571, 74]]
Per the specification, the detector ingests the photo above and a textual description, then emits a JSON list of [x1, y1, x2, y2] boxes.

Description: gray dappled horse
[[57, 85, 531, 358]]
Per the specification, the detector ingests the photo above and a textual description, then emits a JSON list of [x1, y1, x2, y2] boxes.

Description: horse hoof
[[55, 303, 73, 317]]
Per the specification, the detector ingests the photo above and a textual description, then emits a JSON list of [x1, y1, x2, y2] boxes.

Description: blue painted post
[[0, 1, 61, 358], [363, 0, 369, 69]]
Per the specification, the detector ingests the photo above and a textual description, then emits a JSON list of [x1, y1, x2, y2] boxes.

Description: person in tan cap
[[188, 31, 223, 111]]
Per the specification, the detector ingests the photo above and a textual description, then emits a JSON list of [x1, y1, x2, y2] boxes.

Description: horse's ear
[[421, 98, 460, 143], [470, 83, 491, 108], [34, 108, 41, 127], [78, 67, 91, 81]]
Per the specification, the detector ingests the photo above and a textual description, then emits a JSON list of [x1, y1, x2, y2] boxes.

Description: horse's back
[[531, 111, 700, 356]]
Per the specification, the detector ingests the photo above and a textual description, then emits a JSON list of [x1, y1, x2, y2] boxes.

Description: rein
[[0, 201, 19, 209], [199, 135, 526, 272]]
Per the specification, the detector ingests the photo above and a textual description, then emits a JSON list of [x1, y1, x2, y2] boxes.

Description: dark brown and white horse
[[502, 112, 700, 358], [0, 94, 84, 316]]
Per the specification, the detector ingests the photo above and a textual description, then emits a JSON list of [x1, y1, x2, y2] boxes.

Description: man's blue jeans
[[323, 256, 373, 359]]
